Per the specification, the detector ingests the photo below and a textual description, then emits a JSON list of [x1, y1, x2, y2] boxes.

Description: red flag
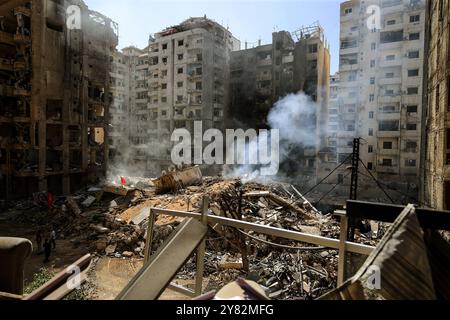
[[120, 176, 126, 186], [47, 192, 54, 208]]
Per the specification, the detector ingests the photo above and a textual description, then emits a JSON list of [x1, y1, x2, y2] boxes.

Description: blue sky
[[85, 0, 342, 73]]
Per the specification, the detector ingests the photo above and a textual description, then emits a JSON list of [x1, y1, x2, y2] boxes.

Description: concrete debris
[[67, 197, 82, 216], [82, 196, 97, 208], [4, 169, 382, 300]]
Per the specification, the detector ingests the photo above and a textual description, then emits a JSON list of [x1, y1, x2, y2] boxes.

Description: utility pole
[[349, 138, 360, 201], [348, 138, 360, 241]]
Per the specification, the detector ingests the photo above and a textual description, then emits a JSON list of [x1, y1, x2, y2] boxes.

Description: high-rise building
[[109, 47, 145, 174], [0, 0, 118, 199], [128, 17, 240, 175], [326, 73, 340, 163], [422, 0, 450, 210], [229, 24, 330, 184], [338, 0, 426, 201]]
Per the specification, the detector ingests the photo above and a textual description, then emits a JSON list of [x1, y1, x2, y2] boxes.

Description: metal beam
[[150, 208, 374, 256], [117, 218, 208, 300], [347, 200, 450, 231]]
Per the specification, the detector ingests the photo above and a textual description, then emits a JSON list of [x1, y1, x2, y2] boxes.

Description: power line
[[358, 159, 395, 204], [303, 154, 352, 197], [357, 170, 425, 206], [316, 171, 352, 205]]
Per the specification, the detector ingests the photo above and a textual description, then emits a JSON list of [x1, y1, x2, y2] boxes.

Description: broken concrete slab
[[82, 196, 97, 208]]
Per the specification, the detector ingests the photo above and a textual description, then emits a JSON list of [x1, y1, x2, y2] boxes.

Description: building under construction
[[0, 0, 118, 200]]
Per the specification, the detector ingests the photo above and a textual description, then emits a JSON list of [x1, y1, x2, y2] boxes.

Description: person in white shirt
[[50, 229, 56, 249]]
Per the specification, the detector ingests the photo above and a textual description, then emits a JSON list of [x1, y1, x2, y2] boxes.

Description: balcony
[[256, 74, 272, 81], [338, 131, 357, 138], [380, 0, 404, 14], [377, 130, 400, 138], [0, 31, 14, 45], [14, 6, 31, 17], [377, 149, 399, 156], [341, 113, 357, 121], [14, 34, 31, 44], [0, 59, 13, 72], [379, 77, 402, 85], [257, 59, 272, 67], [13, 88, 31, 97], [340, 64, 359, 72], [255, 87, 272, 96], [340, 46, 359, 55], [379, 59, 402, 68], [0, 84, 15, 97], [379, 95, 401, 104], [377, 112, 400, 121], [377, 165, 399, 174]]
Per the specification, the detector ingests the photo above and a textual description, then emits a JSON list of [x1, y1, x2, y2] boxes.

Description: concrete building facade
[[326, 72, 340, 164], [130, 17, 240, 175], [423, 0, 450, 210], [337, 0, 426, 201], [0, 0, 118, 200], [229, 24, 330, 184]]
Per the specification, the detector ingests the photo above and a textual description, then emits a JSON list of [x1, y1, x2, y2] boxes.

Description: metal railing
[[137, 196, 376, 298]]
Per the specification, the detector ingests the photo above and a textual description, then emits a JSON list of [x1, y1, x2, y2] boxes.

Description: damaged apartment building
[[422, 0, 450, 210], [229, 24, 330, 185], [0, 0, 118, 200], [335, 0, 426, 201], [108, 17, 240, 176], [108, 46, 148, 174]]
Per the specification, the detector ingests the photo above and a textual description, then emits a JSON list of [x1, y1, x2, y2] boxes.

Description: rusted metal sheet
[[154, 166, 203, 194]]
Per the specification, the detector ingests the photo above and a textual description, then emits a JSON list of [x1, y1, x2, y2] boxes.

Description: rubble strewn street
[[1, 171, 382, 300]]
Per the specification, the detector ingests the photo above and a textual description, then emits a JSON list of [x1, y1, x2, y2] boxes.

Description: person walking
[[50, 229, 56, 250], [36, 230, 42, 254], [43, 239, 51, 263]]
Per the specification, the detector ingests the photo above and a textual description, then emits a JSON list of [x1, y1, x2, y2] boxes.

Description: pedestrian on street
[[36, 230, 42, 254], [43, 239, 51, 263], [50, 229, 56, 249]]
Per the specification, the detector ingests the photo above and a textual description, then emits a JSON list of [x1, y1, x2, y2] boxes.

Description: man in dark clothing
[[36, 230, 42, 255], [43, 239, 51, 263]]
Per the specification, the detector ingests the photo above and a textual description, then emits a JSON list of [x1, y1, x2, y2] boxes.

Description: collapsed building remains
[[0, 0, 118, 200]]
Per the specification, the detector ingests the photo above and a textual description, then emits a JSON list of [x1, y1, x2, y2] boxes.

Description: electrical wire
[[358, 159, 395, 204], [303, 154, 352, 197], [357, 169, 425, 206], [315, 171, 352, 205]]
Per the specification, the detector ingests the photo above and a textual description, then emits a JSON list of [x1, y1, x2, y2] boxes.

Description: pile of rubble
[[5, 166, 381, 299]]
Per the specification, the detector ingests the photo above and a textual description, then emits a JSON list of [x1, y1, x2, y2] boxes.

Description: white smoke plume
[[224, 92, 319, 181]]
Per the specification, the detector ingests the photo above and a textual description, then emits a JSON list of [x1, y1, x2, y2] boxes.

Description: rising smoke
[[224, 92, 319, 181]]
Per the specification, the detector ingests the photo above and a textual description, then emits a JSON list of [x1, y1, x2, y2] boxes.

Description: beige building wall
[[337, 0, 426, 202], [423, 0, 450, 210]]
